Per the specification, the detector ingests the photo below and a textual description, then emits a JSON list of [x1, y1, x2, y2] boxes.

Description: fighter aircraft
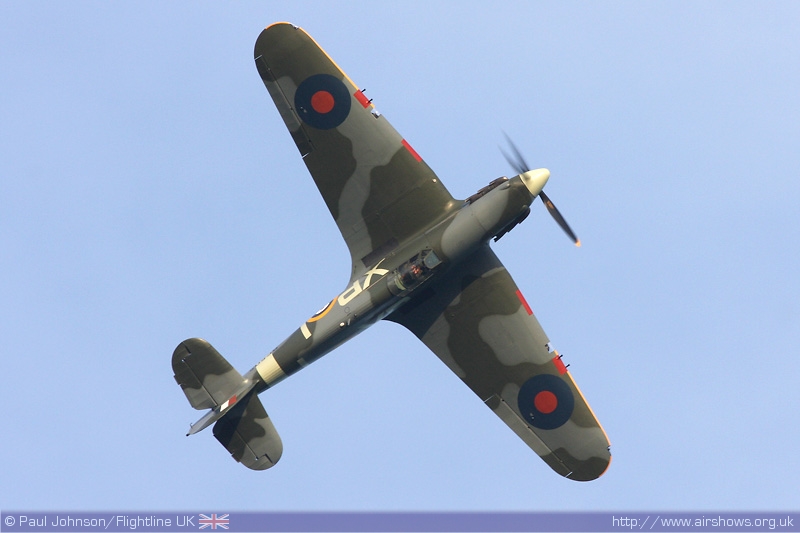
[[172, 22, 611, 481]]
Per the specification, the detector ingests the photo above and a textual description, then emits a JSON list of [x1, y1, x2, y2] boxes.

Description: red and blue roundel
[[517, 374, 574, 430], [294, 74, 351, 130]]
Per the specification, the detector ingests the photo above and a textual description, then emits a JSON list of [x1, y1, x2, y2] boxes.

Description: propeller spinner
[[501, 135, 581, 247]]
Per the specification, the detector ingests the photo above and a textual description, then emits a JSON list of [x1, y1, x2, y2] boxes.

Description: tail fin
[[172, 338, 283, 470]]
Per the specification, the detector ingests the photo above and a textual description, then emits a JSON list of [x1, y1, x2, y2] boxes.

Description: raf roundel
[[294, 74, 351, 130], [517, 374, 575, 430]]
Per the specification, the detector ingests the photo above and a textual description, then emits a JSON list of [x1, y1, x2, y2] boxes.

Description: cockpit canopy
[[389, 249, 442, 294]]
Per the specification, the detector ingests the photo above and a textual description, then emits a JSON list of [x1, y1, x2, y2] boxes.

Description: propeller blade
[[500, 134, 581, 246], [500, 133, 530, 174], [539, 190, 581, 247]]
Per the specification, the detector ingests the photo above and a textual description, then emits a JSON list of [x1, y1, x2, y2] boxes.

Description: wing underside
[[387, 245, 611, 481], [254, 23, 458, 276]]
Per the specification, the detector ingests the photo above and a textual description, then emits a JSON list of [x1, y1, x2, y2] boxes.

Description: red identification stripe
[[515, 289, 533, 315], [354, 90, 370, 108], [553, 355, 568, 375], [402, 139, 422, 162]]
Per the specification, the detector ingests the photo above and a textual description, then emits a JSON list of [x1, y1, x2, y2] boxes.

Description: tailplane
[[172, 338, 283, 470]]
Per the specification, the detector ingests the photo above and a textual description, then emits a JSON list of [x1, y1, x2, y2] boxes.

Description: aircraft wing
[[387, 244, 611, 481], [254, 23, 457, 277]]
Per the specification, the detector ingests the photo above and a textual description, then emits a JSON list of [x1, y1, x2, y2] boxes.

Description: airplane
[[172, 22, 611, 481]]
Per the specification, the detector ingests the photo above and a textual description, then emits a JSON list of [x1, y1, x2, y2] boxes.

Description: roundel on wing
[[517, 374, 575, 430], [294, 74, 351, 130]]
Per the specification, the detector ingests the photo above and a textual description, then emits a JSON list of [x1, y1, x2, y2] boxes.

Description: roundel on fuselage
[[517, 373, 575, 430], [294, 74, 351, 130], [308, 299, 336, 323]]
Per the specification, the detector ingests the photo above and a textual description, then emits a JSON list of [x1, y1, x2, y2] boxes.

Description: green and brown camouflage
[[171, 22, 611, 481]]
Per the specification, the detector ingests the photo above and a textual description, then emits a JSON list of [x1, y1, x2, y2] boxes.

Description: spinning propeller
[[501, 135, 581, 247]]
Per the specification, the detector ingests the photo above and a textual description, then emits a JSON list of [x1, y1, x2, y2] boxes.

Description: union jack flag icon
[[198, 514, 229, 530]]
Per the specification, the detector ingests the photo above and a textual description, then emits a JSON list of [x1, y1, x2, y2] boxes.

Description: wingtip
[[265, 21, 296, 30], [590, 453, 612, 481]]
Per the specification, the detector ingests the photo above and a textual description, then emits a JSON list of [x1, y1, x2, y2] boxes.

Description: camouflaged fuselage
[[246, 175, 536, 389]]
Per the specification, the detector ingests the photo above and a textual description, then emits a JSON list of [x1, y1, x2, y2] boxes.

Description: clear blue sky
[[2, 2, 799, 511]]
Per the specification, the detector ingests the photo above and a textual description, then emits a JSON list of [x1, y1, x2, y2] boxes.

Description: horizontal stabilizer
[[213, 391, 283, 470], [172, 338, 283, 469], [172, 338, 242, 410]]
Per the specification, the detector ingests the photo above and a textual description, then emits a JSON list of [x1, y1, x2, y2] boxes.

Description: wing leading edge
[[254, 23, 458, 277], [387, 245, 611, 481]]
